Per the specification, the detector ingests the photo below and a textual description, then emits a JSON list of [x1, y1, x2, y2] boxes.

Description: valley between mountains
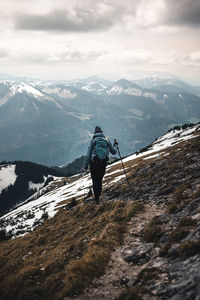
[[1, 76, 200, 165], [0, 124, 200, 300]]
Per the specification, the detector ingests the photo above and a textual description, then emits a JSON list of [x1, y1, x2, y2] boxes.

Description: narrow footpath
[[65, 202, 164, 300]]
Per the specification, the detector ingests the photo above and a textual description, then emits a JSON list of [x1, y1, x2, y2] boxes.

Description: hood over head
[[94, 126, 103, 134]]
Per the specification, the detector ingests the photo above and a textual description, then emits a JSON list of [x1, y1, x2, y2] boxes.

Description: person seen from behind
[[84, 126, 118, 204]]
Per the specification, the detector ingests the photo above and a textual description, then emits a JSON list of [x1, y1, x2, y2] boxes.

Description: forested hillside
[[0, 161, 62, 216]]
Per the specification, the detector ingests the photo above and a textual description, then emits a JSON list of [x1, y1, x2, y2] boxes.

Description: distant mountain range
[[0, 75, 200, 165], [134, 77, 200, 97]]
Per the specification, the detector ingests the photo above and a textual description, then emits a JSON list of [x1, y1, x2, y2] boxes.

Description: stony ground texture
[[71, 203, 163, 300], [65, 135, 200, 300]]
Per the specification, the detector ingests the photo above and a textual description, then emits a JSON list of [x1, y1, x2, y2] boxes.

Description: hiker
[[84, 126, 118, 204]]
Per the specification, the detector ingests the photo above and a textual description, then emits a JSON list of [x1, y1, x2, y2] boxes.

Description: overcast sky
[[0, 0, 200, 83]]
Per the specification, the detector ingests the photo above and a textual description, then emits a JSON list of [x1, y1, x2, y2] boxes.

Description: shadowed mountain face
[[0, 77, 200, 165], [0, 161, 62, 216]]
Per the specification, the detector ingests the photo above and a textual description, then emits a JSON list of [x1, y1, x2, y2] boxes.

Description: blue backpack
[[93, 136, 109, 161]]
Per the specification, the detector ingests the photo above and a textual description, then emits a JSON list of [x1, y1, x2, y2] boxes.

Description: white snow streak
[[110, 174, 125, 184], [122, 124, 199, 164], [0, 165, 17, 193], [29, 181, 44, 191]]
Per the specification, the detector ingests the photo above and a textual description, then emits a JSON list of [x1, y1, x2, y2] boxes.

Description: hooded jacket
[[85, 132, 117, 168]]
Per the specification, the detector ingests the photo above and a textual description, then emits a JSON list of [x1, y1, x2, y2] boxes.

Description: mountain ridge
[[1, 123, 199, 236], [0, 123, 200, 299], [0, 75, 200, 165]]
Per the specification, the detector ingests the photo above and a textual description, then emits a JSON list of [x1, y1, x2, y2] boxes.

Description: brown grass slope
[[0, 133, 200, 300], [0, 199, 143, 299]]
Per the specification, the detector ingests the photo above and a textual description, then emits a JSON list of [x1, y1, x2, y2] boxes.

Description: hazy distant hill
[[0, 76, 200, 165], [134, 77, 200, 97]]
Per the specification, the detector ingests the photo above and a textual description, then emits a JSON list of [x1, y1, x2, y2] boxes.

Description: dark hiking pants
[[90, 160, 106, 201]]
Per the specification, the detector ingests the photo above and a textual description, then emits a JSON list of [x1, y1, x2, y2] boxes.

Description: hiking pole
[[116, 145, 131, 186], [81, 168, 92, 202], [82, 171, 86, 202], [80, 163, 86, 201]]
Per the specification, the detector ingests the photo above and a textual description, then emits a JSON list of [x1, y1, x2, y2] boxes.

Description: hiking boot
[[95, 198, 100, 205], [84, 197, 95, 204]]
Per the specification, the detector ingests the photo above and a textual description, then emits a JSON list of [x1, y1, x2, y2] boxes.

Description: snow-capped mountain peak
[[4, 82, 63, 109], [10, 82, 43, 98]]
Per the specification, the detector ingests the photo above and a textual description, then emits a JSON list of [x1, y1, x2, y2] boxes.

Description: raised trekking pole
[[116, 143, 130, 186]]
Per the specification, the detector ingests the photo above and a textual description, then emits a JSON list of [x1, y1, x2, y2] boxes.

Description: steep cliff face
[[0, 124, 200, 300]]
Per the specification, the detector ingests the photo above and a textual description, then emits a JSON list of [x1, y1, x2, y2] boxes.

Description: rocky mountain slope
[[0, 124, 200, 300]]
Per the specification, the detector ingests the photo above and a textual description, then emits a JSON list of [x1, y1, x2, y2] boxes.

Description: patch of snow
[[68, 112, 92, 120], [143, 152, 166, 160], [124, 88, 142, 96], [163, 153, 170, 157], [106, 85, 123, 95], [29, 181, 44, 191], [104, 169, 123, 177], [109, 174, 125, 184], [143, 92, 157, 101], [52, 176, 62, 181], [1, 174, 92, 237], [57, 89, 77, 99], [122, 124, 200, 164], [0, 165, 17, 193], [10, 82, 43, 97], [143, 154, 160, 160], [43, 87, 77, 99], [81, 85, 93, 92], [106, 86, 142, 96]]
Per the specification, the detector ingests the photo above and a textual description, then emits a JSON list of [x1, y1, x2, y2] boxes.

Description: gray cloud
[[163, 0, 200, 27], [14, 3, 124, 32], [3, 0, 200, 33]]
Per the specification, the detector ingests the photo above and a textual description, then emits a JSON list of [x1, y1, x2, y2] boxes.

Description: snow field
[[10, 82, 43, 97]]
